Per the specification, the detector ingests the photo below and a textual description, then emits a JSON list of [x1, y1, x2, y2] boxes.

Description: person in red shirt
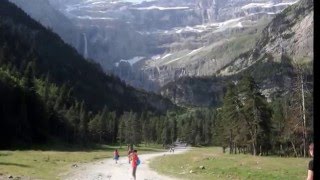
[[113, 149, 119, 164], [131, 150, 139, 180]]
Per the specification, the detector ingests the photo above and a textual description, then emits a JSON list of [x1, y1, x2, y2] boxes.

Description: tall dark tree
[[221, 82, 241, 154], [238, 74, 272, 156], [22, 61, 35, 91], [79, 101, 89, 144]]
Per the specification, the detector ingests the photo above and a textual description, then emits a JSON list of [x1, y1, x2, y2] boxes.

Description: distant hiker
[[128, 147, 133, 164], [131, 150, 140, 180], [307, 143, 314, 180], [169, 146, 175, 153], [113, 149, 119, 164]]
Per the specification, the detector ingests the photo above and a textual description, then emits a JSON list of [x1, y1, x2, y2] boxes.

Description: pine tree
[[117, 118, 125, 148], [161, 118, 171, 145], [221, 82, 241, 154], [88, 112, 100, 141], [238, 74, 272, 156], [79, 101, 89, 144], [171, 118, 178, 144], [98, 106, 108, 143], [22, 61, 35, 91]]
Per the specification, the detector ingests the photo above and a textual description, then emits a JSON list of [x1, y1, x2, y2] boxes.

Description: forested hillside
[[0, 0, 176, 114], [0, 0, 176, 148]]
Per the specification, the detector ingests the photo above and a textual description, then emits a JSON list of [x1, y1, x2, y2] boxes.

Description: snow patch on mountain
[[163, 47, 205, 65], [76, 16, 115, 20], [162, 53, 172, 59], [152, 55, 161, 60], [241, 1, 298, 10], [186, 47, 204, 56], [164, 57, 183, 65], [132, 6, 190, 11], [115, 56, 144, 67]]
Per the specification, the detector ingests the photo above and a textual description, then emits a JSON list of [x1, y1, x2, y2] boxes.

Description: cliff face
[[196, 0, 298, 23], [220, 0, 313, 75], [161, 0, 313, 107], [139, 0, 298, 90], [161, 76, 226, 107], [11, 0, 301, 93]]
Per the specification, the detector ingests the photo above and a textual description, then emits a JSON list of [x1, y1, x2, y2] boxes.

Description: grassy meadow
[[150, 147, 310, 180], [0, 144, 164, 179]]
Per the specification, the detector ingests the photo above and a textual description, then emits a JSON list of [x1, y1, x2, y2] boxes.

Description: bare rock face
[[161, 0, 313, 107], [220, 0, 313, 75], [11, 0, 302, 93], [138, 0, 298, 90]]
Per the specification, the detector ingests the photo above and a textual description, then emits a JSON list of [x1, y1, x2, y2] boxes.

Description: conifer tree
[[22, 61, 35, 91], [79, 101, 89, 144], [221, 82, 241, 153], [238, 74, 272, 155]]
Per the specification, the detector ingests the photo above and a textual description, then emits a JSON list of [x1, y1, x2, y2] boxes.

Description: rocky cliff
[[10, 0, 298, 92], [219, 0, 313, 75], [161, 0, 313, 106]]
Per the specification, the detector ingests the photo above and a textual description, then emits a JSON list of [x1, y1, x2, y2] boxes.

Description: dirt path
[[63, 146, 190, 180]]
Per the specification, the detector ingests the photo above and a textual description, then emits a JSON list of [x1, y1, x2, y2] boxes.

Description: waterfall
[[83, 33, 88, 59]]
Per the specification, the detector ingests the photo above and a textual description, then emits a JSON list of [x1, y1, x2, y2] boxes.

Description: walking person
[[113, 149, 119, 164], [307, 143, 314, 180], [128, 147, 133, 164], [131, 150, 140, 180]]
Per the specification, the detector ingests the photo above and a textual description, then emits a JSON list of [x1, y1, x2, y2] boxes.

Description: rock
[[199, 166, 205, 169], [8, 175, 13, 179], [72, 164, 78, 168], [189, 170, 194, 173]]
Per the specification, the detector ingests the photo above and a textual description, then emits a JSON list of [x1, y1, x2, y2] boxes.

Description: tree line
[[0, 61, 313, 158]]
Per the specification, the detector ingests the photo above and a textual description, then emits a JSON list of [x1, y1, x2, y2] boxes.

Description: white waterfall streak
[[83, 33, 88, 59]]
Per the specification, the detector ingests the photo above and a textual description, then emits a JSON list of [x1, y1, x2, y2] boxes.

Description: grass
[[0, 143, 164, 179], [150, 147, 310, 180]]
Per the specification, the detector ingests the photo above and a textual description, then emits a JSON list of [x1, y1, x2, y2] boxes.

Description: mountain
[[0, 0, 176, 114], [8, 0, 81, 49], [219, 0, 313, 75], [11, 0, 298, 92], [160, 0, 313, 107]]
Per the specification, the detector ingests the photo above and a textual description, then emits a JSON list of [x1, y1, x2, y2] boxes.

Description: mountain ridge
[[0, 0, 176, 113], [160, 0, 313, 107], [10, 0, 299, 92]]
